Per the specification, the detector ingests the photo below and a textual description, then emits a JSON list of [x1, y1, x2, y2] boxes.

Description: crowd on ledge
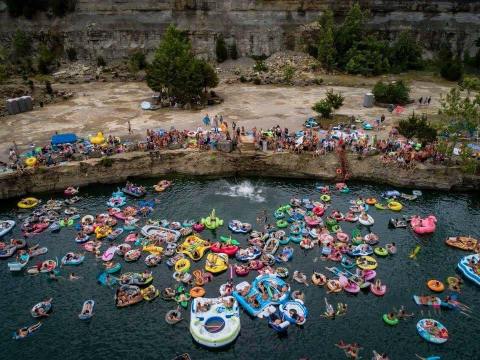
[[0, 113, 461, 173]]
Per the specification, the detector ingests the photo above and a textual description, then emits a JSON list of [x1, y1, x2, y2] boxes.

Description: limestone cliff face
[[0, 1, 479, 60], [0, 150, 478, 200]]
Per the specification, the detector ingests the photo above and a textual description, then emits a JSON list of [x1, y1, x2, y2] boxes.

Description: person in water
[[396, 305, 414, 319], [69, 272, 81, 281]]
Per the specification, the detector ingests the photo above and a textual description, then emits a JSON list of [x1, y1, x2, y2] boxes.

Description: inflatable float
[[457, 254, 480, 286], [233, 274, 290, 317], [201, 209, 223, 230], [417, 319, 448, 344], [190, 296, 240, 348]]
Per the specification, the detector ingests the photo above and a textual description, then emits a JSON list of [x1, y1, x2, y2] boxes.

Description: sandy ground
[[0, 80, 453, 161]]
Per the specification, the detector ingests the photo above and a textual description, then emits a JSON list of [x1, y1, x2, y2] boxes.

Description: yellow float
[[356, 255, 378, 270], [387, 201, 403, 211], [25, 157, 37, 167], [17, 197, 39, 209], [143, 244, 164, 255], [174, 258, 191, 273], [89, 132, 105, 145], [205, 253, 228, 274], [177, 235, 211, 261], [95, 225, 112, 239]]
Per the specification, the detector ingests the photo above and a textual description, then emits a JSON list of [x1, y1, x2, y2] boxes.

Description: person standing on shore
[[128, 120, 132, 134]]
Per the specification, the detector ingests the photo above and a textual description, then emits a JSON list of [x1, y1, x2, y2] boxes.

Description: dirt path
[[0, 80, 452, 161]]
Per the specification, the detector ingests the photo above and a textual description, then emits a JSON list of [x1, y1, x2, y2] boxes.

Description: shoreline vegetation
[[1, 148, 479, 200]]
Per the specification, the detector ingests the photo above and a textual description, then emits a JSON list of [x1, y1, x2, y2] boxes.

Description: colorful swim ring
[[320, 194, 331, 202], [388, 201, 403, 211], [25, 157, 37, 167], [276, 220, 288, 228], [356, 256, 378, 270], [427, 279, 445, 293], [383, 314, 399, 326], [374, 247, 388, 257], [190, 286, 206, 298], [175, 258, 191, 273], [17, 197, 39, 209], [374, 203, 387, 210], [365, 198, 377, 205]]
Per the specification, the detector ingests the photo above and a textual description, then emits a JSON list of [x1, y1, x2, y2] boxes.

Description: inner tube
[[388, 201, 403, 211], [374, 247, 388, 257], [320, 194, 331, 202], [383, 314, 399, 326], [190, 287, 205, 298], [276, 220, 288, 228], [365, 198, 377, 205], [427, 279, 445, 292]]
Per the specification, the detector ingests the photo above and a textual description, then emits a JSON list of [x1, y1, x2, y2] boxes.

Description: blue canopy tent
[[51, 133, 77, 145]]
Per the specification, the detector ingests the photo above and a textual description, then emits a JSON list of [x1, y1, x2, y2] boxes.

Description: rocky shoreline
[[0, 149, 478, 200]]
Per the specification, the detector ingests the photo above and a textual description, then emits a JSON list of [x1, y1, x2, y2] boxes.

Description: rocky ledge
[[0, 149, 478, 200]]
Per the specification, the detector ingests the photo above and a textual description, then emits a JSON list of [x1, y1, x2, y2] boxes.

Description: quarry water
[[1, 177, 479, 360]]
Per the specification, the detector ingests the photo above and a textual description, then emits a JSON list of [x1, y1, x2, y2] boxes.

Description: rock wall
[[0, 1, 479, 60], [0, 149, 478, 200]]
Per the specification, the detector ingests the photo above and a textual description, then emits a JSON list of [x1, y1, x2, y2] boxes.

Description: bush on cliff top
[[373, 80, 410, 105], [6, 0, 76, 18]]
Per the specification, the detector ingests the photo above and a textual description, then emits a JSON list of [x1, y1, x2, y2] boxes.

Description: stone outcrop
[[1, 149, 478, 200], [0, 1, 479, 61]]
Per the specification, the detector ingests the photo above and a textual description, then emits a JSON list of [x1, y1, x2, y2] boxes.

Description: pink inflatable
[[411, 215, 437, 235], [312, 205, 325, 216]]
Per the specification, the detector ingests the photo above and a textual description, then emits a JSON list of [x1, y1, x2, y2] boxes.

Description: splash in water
[[215, 181, 265, 202]]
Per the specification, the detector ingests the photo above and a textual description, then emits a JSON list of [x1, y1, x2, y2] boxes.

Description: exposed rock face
[[0, 149, 478, 199], [0, 1, 479, 61]]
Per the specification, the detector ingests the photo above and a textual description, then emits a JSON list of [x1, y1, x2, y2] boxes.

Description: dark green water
[[1, 178, 479, 360]]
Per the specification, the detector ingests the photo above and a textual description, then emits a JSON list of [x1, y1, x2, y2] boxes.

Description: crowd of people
[[1, 112, 448, 174]]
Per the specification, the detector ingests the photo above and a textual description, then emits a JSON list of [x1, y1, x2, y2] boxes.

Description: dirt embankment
[[0, 149, 478, 199]]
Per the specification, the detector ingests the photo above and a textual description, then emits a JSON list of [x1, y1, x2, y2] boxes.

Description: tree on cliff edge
[[146, 25, 218, 105]]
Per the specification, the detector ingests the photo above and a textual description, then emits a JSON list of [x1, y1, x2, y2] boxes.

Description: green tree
[[146, 25, 218, 104], [335, 3, 367, 67], [440, 57, 464, 82], [215, 35, 228, 63], [460, 76, 480, 94], [196, 59, 219, 91], [12, 30, 32, 60], [325, 89, 344, 109], [283, 65, 295, 84], [389, 30, 423, 72], [439, 87, 480, 135], [345, 36, 390, 76], [317, 9, 336, 71]]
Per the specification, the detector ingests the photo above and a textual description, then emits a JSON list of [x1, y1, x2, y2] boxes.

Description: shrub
[[66, 47, 77, 62], [12, 30, 32, 60], [253, 60, 268, 72], [215, 35, 228, 63], [253, 77, 261, 85], [0, 64, 7, 84], [96, 56, 106, 67], [45, 80, 53, 95], [373, 80, 410, 105], [128, 51, 147, 72], [440, 58, 464, 82], [283, 65, 295, 83], [99, 157, 113, 167], [325, 89, 344, 109], [312, 99, 333, 118], [398, 113, 437, 144], [239, 75, 247, 83], [37, 45, 56, 74], [228, 42, 238, 60]]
